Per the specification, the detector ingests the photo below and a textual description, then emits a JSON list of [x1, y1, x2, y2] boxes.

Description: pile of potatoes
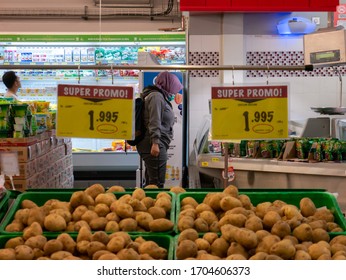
[[0, 228, 168, 260], [4, 184, 174, 234], [176, 185, 346, 260]]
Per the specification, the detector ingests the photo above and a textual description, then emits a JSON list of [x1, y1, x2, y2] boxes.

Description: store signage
[[334, 5, 346, 28], [211, 84, 288, 140], [56, 84, 134, 139]]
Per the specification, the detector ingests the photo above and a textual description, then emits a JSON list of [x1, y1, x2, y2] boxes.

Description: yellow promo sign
[[56, 84, 134, 139], [211, 85, 288, 140]]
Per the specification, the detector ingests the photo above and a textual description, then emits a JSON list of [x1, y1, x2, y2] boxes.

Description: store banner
[[211, 84, 288, 140], [142, 72, 184, 188], [56, 84, 134, 139]]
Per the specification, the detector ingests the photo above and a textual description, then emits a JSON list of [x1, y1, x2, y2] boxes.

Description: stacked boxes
[[0, 130, 73, 191]]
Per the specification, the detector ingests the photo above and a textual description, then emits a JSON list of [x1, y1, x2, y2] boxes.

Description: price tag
[[211, 158, 220, 162], [201, 161, 209, 167], [56, 84, 134, 139], [211, 85, 288, 140], [0, 151, 20, 176]]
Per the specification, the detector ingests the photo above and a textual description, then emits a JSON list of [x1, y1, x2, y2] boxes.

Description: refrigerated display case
[[0, 32, 186, 187]]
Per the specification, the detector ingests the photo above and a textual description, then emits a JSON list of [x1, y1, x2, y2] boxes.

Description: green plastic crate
[[175, 191, 346, 236], [0, 190, 11, 224], [0, 190, 176, 235], [0, 233, 174, 260]]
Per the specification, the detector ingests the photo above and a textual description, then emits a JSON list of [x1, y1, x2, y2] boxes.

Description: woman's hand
[[151, 143, 160, 157]]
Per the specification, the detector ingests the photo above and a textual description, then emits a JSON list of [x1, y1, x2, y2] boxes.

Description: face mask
[[168, 95, 175, 102]]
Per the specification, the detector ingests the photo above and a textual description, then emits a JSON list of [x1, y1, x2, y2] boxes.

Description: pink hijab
[[155, 71, 183, 99]]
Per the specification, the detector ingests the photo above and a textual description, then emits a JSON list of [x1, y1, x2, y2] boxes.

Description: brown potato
[[271, 220, 291, 239], [308, 243, 331, 260], [114, 202, 134, 219], [178, 228, 199, 243], [210, 237, 229, 258], [219, 196, 242, 211], [177, 216, 194, 232], [299, 197, 317, 217], [270, 239, 296, 259], [148, 206, 166, 219], [312, 228, 330, 243], [89, 217, 108, 231], [57, 233, 76, 254], [234, 228, 258, 249], [107, 185, 125, 192], [5, 236, 25, 249], [176, 239, 197, 260], [256, 234, 280, 254], [107, 236, 126, 253], [77, 226, 92, 243], [149, 218, 174, 232], [94, 203, 110, 217], [195, 238, 210, 251], [87, 241, 107, 257], [222, 185, 239, 197], [245, 215, 263, 232], [262, 210, 281, 229], [198, 211, 218, 226], [138, 241, 167, 259], [0, 248, 16, 260], [227, 242, 249, 259], [135, 212, 153, 231], [154, 197, 172, 213], [21, 199, 38, 209], [132, 188, 146, 200], [44, 239, 64, 256], [27, 207, 45, 227], [105, 221, 120, 232], [292, 223, 313, 242], [15, 244, 34, 260], [119, 218, 138, 231], [50, 251, 73, 260], [169, 186, 186, 194], [141, 197, 155, 209], [25, 235, 47, 250], [44, 213, 67, 232], [117, 248, 140, 260], [295, 249, 312, 260], [95, 193, 116, 206], [181, 197, 199, 208], [85, 183, 105, 199], [194, 218, 209, 232], [23, 222, 43, 240]]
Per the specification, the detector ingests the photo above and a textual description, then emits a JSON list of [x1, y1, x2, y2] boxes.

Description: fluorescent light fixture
[[277, 17, 317, 35]]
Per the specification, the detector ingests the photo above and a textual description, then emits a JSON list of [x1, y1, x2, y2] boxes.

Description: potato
[[73, 220, 90, 231], [195, 238, 210, 251], [15, 244, 34, 260], [210, 237, 229, 258], [118, 194, 132, 204], [135, 212, 153, 231], [281, 205, 302, 220], [256, 234, 280, 254], [249, 252, 268, 260], [226, 254, 247, 260], [227, 242, 249, 259], [114, 202, 134, 219], [57, 233, 76, 254], [223, 184, 239, 197], [132, 188, 146, 200], [238, 194, 252, 210], [149, 218, 174, 232], [94, 203, 110, 217], [265, 254, 283, 260], [49, 201, 70, 211], [27, 207, 45, 227], [109, 232, 132, 246], [0, 248, 16, 260], [72, 205, 89, 221], [21, 199, 38, 209], [178, 228, 199, 243], [234, 228, 258, 249], [107, 236, 126, 253], [255, 230, 271, 242], [107, 185, 125, 192], [219, 196, 242, 211], [92, 231, 110, 245], [195, 203, 213, 214], [203, 232, 219, 245], [255, 202, 272, 219], [95, 193, 116, 206], [176, 239, 197, 260], [245, 215, 263, 232], [178, 216, 194, 232], [23, 222, 43, 240], [77, 226, 92, 243], [271, 220, 291, 239], [44, 213, 67, 232], [89, 217, 108, 231], [119, 218, 138, 231], [105, 221, 120, 232], [5, 221, 24, 232], [292, 223, 313, 242], [87, 241, 107, 257], [206, 193, 224, 212], [209, 221, 220, 232], [308, 243, 331, 260], [312, 228, 330, 243], [117, 248, 140, 260], [299, 197, 317, 217], [50, 251, 73, 260], [141, 197, 155, 210], [25, 235, 47, 250], [105, 212, 120, 222], [138, 240, 167, 259], [313, 208, 334, 223], [220, 224, 238, 243], [198, 211, 218, 226], [169, 186, 186, 194], [309, 219, 327, 230], [295, 249, 312, 260], [262, 210, 281, 229], [181, 197, 198, 208], [219, 213, 247, 228], [5, 237, 24, 249], [50, 208, 72, 224], [179, 208, 197, 219], [44, 239, 64, 256], [77, 240, 90, 254], [147, 206, 166, 219], [14, 208, 30, 225], [70, 191, 94, 209], [194, 218, 209, 232], [154, 197, 172, 213], [85, 183, 105, 199], [270, 239, 296, 259]]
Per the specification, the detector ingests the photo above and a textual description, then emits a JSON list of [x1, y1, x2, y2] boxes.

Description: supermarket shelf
[[197, 154, 346, 177]]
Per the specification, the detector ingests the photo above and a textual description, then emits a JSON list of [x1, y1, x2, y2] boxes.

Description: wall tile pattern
[[188, 51, 220, 77]]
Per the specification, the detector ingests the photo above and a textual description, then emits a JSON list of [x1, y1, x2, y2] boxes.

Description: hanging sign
[[56, 84, 134, 139], [211, 84, 288, 140], [334, 5, 346, 28]]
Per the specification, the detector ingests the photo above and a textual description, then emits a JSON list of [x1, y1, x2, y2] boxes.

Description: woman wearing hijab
[[136, 71, 183, 188]]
